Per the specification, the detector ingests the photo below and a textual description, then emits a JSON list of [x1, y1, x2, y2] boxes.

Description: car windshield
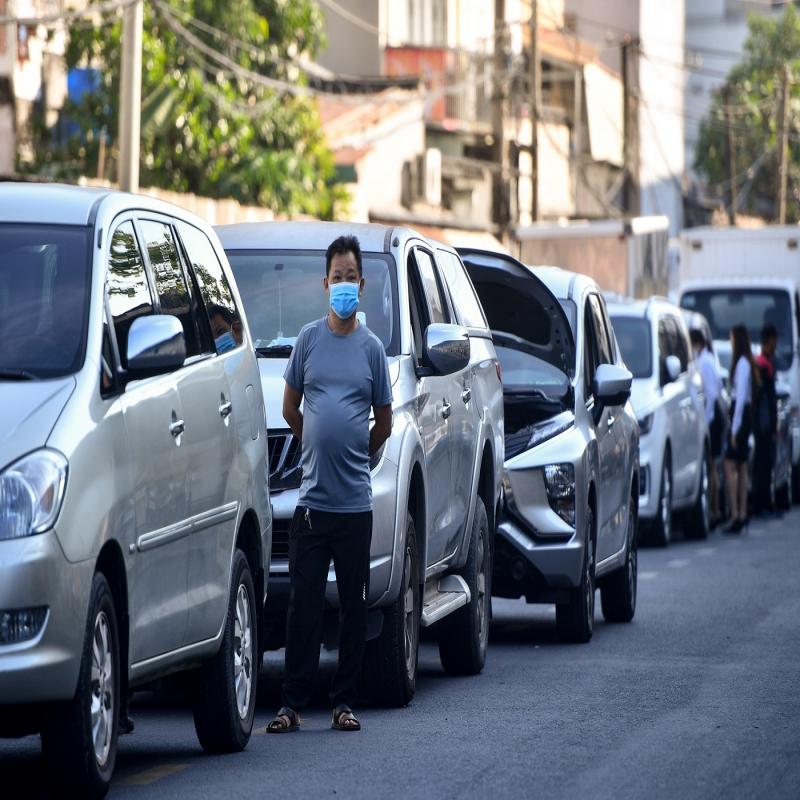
[[226, 250, 399, 355], [681, 288, 795, 370], [495, 342, 571, 402], [610, 316, 653, 378], [0, 223, 92, 379]]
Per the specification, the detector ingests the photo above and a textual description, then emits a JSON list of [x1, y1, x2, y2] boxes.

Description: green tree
[[694, 4, 800, 221], [28, 0, 346, 218]]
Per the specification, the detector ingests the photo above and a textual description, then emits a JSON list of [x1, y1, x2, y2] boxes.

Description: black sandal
[[267, 706, 300, 734], [331, 704, 361, 732]]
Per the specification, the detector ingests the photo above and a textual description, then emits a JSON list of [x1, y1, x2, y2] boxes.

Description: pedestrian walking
[[753, 323, 779, 515], [267, 235, 393, 734], [723, 324, 760, 533], [690, 327, 724, 527]]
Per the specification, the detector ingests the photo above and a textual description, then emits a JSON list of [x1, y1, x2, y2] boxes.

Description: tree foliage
[[694, 4, 800, 221], [28, 0, 346, 218]]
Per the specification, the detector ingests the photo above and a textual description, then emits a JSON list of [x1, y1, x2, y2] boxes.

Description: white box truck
[[676, 225, 800, 501]]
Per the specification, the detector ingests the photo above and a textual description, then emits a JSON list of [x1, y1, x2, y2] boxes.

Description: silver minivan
[[0, 184, 271, 798], [460, 253, 638, 643]]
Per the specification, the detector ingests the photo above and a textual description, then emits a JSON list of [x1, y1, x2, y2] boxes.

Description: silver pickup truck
[[218, 221, 504, 706]]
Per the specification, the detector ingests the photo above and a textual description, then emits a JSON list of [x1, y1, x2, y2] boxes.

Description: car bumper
[[267, 455, 398, 609], [0, 532, 92, 705], [637, 434, 664, 520]]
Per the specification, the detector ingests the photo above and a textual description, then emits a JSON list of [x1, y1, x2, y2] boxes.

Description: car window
[[413, 248, 449, 324], [407, 254, 429, 362], [589, 294, 612, 364], [106, 221, 154, 369], [583, 299, 600, 398], [139, 219, 200, 358], [671, 315, 690, 371], [436, 249, 487, 329], [610, 315, 653, 378], [177, 222, 243, 354]]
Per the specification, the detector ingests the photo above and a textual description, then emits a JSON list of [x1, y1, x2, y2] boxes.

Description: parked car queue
[[0, 182, 734, 798]]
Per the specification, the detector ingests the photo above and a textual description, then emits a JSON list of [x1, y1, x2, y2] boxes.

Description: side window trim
[[407, 248, 431, 363], [129, 215, 161, 314], [412, 245, 450, 325]]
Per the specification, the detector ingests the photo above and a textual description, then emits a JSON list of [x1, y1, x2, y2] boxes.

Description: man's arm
[[370, 404, 392, 456], [283, 383, 304, 441]]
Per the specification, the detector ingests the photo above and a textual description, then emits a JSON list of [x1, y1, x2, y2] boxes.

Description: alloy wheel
[[90, 611, 114, 767], [233, 584, 253, 720], [661, 465, 672, 541], [627, 509, 638, 608], [700, 456, 710, 531], [403, 547, 418, 680], [585, 536, 595, 635], [476, 526, 489, 652]]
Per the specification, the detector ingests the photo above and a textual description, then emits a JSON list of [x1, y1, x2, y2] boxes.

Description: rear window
[[681, 288, 794, 369], [611, 316, 653, 379]]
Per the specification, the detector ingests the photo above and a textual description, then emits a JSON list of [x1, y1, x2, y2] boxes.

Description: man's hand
[[283, 383, 304, 441], [370, 404, 392, 456]]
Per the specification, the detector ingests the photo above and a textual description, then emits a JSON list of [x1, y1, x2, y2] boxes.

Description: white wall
[[317, 0, 382, 75]]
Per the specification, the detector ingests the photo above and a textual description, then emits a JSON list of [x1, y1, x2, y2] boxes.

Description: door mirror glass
[[665, 354, 681, 383], [126, 315, 186, 379], [593, 363, 632, 407], [422, 323, 470, 376]]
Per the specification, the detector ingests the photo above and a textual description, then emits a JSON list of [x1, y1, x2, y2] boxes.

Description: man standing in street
[[753, 323, 779, 516], [690, 328, 724, 527], [267, 235, 393, 734]]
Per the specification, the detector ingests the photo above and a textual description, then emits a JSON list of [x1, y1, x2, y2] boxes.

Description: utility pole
[[724, 89, 737, 225], [529, 0, 540, 221], [491, 0, 509, 235], [118, 0, 143, 192], [621, 36, 640, 216], [777, 64, 791, 225]]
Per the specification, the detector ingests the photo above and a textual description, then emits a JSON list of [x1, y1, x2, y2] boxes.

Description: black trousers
[[282, 506, 372, 711], [753, 434, 775, 512]]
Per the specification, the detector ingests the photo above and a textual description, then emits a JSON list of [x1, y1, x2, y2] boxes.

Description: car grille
[[271, 517, 291, 560], [268, 430, 302, 492]]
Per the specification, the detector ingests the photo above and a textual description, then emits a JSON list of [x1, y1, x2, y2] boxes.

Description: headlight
[[0, 449, 68, 540], [527, 411, 574, 450], [638, 413, 654, 436], [543, 463, 575, 526]]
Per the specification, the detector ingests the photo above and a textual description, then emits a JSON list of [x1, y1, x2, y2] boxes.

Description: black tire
[[792, 464, 800, 505], [556, 505, 595, 643], [601, 496, 638, 623], [193, 549, 258, 753], [41, 572, 120, 800], [362, 516, 420, 707], [437, 496, 491, 676], [684, 447, 710, 540], [649, 453, 673, 547]]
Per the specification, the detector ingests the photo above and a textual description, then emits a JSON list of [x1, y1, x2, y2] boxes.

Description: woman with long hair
[[723, 324, 760, 532]]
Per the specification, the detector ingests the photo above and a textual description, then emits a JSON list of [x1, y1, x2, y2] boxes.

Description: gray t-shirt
[[284, 317, 393, 513]]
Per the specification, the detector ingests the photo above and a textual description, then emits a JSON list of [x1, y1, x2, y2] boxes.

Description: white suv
[[608, 298, 710, 546]]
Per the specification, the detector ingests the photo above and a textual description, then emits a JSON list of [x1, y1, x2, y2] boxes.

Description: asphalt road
[[3, 509, 800, 799]]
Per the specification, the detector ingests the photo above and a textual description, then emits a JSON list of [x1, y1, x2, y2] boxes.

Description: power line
[[316, 0, 381, 36]]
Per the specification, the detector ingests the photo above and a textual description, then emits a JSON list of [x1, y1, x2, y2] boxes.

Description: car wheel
[[793, 465, 800, 505], [684, 447, 710, 540], [41, 572, 120, 800], [193, 549, 258, 753], [775, 479, 791, 511], [601, 496, 638, 623], [556, 505, 595, 643], [650, 454, 672, 547], [362, 515, 420, 707], [438, 496, 491, 676]]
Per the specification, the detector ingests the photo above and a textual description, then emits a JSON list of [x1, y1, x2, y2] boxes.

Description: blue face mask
[[215, 330, 237, 353], [329, 281, 360, 320]]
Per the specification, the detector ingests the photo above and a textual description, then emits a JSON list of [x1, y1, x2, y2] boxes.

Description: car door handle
[[169, 419, 185, 438], [441, 401, 452, 420], [461, 388, 472, 404], [219, 400, 232, 419]]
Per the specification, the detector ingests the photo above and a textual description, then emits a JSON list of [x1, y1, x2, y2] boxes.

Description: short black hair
[[689, 328, 706, 348], [326, 235, 362, 277], [761, 322, 779, 344], [208, 303, 234, 325]]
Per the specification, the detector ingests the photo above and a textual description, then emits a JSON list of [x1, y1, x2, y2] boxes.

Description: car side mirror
[[661, 354, 681, 385], [126, 315, 186, 380], [593, 363, 633, 409], [418, 323, 470, 377]]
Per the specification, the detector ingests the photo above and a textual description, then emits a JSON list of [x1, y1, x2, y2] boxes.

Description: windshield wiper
[[256, 344, 294, 357], [0, 368, 38, 380]]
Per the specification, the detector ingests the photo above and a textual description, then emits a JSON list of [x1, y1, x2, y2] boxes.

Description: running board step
[[420, 575, 471, 627]]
